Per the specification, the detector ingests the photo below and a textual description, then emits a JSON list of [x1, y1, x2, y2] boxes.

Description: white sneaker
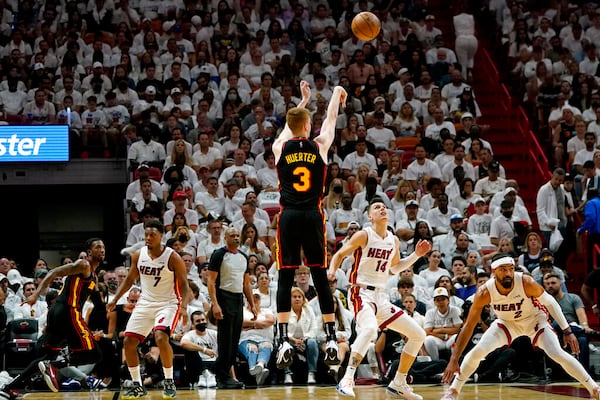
[[256, 367, 270, 386], [336, 377, 355, 397], [205, 371, 217, 388], [197, 373, 207, 388], [307, 372, 316, 384], [440, 388, 459, 400], [249, 364, 263, 376], [386, 381, 423, 400], [324, 339, 340, 365], [276, 341, 294, 369], [284, 373, 293, 384]]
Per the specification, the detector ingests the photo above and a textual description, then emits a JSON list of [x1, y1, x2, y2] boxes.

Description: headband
[[491, 256, 515, 270]]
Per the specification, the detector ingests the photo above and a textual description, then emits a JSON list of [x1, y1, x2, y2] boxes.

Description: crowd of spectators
[[2, 0, 600, 393]]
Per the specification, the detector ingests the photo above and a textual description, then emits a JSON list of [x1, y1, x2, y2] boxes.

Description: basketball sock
[[343, 366, 356, 381], [394, 372, 408, 386], [325, 321, 337, 341], [128, 366, 142, 384], [278, 323, 289, 343], [163, 367, 173, 380]]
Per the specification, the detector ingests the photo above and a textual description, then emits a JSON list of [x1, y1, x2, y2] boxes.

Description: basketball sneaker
[[276, 341, 294, 369], [38, 361, 59, 393], [336, 377, 355, 397], [386, 381, 423, 400]]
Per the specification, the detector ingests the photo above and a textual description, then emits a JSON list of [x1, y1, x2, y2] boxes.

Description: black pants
[[184, 350, 216, 383], [215, 290, 244, 382]]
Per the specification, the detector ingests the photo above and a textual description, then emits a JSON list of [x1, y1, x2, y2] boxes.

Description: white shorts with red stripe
[[124, 300, 180, 341], [349, 286, 405, 330]]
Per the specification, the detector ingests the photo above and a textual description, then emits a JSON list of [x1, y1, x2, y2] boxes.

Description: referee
[[207, 227, 257, 389]]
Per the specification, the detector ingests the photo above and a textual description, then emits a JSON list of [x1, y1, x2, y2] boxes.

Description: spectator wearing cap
[[387, 67, 413, 105], [491, 187, 532, 227], [438, 213, 478, 254], [450, 86, 482, 120], [366, 110, 396, 150], [164, 190, 199, 232], [131, 85, 164, 122], [162, 87, 192, 120], [423, 287, 462, 360], [474, 160, 507, 202], [441, 69, 470, 106], [125, 163, 163, 205], [395, 200, 422, 245], [532, 250, 567, 291], [467, 196, 493, 236], [415, 14, 443, 50], [489, 199, 518, 247]]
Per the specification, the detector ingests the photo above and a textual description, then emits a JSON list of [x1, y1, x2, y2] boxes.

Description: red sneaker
[[103, 149, 111, 158], [80, 151, 89, 159], [38, 361, 59, 392]]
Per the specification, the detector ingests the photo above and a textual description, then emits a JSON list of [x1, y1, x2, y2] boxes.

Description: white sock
[[344, 366, 356, 380], [128, 366, 141, 384], [394, 372, 407, 386], [163, 367, 173, 380]]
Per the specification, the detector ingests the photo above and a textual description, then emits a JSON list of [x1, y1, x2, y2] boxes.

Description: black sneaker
[[122, 382, 148, 399], [163, 378, 176, 399], [217, 377, 244, 389]]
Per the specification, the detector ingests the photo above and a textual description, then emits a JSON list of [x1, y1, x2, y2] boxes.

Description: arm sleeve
[[537, 291, 570, 331]]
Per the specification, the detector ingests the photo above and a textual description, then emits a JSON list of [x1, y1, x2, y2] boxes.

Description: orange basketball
[[351, 11, 381, 41]]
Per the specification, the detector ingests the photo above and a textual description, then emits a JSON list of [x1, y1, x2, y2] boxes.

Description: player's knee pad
[[311, 268, 335, 314], [277, 268, 296, 312], [352, 325, 378, 356]]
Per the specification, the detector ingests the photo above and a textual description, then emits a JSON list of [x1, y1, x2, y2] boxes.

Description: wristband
[[563, 330, 574, 336]]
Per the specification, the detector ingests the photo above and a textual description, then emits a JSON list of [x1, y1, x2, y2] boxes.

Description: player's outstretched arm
[[25, 259, 90, 305], [315, 86, 347, 157], [441, 285, 491, 383], [273, 80, 312, 162], [390, 239, 432, 274]]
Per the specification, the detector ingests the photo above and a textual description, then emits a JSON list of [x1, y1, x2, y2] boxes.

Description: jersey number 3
[[293, 166, 311, 192]]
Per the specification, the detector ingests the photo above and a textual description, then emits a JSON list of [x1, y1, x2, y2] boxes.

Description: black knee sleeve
[[277, 268, 296, 313], [311, 267, 335, 314]]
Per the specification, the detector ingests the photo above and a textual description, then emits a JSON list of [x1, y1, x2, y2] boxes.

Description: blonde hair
[[290, 287, 307, 305], [286, 107, 310, 135]]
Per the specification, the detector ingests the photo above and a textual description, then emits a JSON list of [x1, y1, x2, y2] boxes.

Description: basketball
[[351, 12, 381, 41]]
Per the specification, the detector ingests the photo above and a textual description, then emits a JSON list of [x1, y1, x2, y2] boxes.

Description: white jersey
[[137, 246, 180, 305], [349, 227, 397, 290], [485, 272, 547, 328]]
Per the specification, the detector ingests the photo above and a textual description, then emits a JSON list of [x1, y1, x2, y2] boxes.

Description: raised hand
[[300, 80, 311, 102]]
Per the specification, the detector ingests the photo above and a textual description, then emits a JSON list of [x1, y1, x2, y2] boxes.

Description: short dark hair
[[144, 219, 165, 233], [451, 255, 466, 265], [86, 237, 103, 251]]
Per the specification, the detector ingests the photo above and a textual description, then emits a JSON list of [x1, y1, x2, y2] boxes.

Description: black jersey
[[56, 272, 97, 310], [277, 138, 327, 209]]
